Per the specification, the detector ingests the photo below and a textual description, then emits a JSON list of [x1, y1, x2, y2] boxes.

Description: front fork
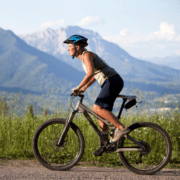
[[57, 110, 78, 146]]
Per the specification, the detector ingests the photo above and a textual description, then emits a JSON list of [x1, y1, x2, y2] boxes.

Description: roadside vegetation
[[0, 95, 179, 168]]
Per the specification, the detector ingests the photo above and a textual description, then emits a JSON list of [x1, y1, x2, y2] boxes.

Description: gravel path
[[0, 160, 179, 180]]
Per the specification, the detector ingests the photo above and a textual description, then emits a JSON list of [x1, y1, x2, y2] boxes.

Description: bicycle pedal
[[92, 147, 105, 156], [104, 143, 117, 153]]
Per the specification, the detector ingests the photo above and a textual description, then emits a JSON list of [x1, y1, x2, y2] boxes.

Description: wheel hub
[[141, 141, 151, 155], [51, 138, 66, 152]]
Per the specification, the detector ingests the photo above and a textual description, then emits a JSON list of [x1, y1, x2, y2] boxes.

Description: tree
[[0, 98, 10, 115], [27, 105, 34, 118]]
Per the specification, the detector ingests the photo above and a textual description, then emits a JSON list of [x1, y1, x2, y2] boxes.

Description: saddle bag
[[125, 99, 137, 109]]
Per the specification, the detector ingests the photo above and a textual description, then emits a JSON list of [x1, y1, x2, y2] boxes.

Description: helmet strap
[[72, 44, 83, 59], [72, 44, 77, 59]]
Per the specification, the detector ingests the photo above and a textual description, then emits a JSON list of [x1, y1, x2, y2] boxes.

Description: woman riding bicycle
[[63, 35, 130, 155]]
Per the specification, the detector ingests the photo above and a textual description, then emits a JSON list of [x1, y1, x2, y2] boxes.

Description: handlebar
[[71, 90, 85, 97], [71, 90, 85, 102]]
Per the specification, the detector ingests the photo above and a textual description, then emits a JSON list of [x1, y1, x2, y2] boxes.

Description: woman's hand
[[72, 86, 80, 95]]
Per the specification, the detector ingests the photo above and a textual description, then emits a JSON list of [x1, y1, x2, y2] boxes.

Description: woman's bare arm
[[84, 76, 96, 88]]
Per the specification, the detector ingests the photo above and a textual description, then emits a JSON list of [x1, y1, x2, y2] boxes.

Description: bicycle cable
[[65, 94, 82, 119]]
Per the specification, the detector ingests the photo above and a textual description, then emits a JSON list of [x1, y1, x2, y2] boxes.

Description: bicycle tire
[[118, 122, 171, 175], [32, 118, 84, 171]]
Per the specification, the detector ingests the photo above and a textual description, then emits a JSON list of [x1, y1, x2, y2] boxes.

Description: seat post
[[117, 98, 127, 119]]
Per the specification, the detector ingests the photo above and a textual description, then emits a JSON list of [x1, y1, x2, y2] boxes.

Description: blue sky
[[1, 0, 180, 58]]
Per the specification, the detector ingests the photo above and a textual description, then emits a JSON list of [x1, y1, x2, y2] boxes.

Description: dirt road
[[0, 160, 179, 180]]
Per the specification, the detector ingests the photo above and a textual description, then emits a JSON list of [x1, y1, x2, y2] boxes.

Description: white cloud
[[150, 22, 175, 40], [120, 29, 129, 36], [40, 19, 65, 29], [104, 30, 141, 46], [104, 22, 179, 57], [105, 22, 176, 45], [77, 16, 103, 27]]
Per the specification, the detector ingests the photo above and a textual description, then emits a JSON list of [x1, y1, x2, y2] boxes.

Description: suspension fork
[[57, 110, 78, 146]]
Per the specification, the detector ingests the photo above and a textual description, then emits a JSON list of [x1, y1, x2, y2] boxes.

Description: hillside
[[0, 27, 180, 114], [0, 26, 179, 97], [0, 28, 85, 95], [19, 26, 180, 94], [143, 55, 180, 70]]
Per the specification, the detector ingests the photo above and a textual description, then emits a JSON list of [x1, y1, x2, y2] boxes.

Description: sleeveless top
[[81, 51, 118, 85]]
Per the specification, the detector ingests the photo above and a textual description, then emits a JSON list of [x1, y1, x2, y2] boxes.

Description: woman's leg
[[93, 104, 130, 144], [93, 74, 126, 153], [93, 104, 124, 131]]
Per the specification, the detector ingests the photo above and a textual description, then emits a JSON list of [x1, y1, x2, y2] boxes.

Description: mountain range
[[0, 26, 180, 99], [19, 26, 180, 94], [0, 27, 84, 96], [142, 55, 180, 70]]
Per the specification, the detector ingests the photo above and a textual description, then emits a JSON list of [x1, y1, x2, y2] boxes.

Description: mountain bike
[[32, 92, 172, 175]]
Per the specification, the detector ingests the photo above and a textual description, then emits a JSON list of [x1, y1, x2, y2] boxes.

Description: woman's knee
[[93, 104, 101, 114]]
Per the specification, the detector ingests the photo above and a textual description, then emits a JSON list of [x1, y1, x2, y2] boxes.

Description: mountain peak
[[18, 26, 180, 84], [1, 27, 180, 98], [45, 28, 54, 34], [0, 28, 84, 94], [64, 25, 102, 38], [19, 26, 125, 57]]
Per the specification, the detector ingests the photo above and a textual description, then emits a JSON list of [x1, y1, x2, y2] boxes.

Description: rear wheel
[[32, 118, 84, 171], [118, 122, 171, 175]]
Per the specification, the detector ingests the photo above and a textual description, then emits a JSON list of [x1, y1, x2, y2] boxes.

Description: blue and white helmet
[[63, 35, 88, 59], [63, 35, 88, 46]]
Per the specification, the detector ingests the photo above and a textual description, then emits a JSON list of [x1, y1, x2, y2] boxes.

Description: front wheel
[[118, 122, 172, 175], [32, 118, 84, 171]]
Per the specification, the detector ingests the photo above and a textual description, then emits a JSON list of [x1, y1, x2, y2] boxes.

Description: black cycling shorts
[[94, 74, 124, 111]]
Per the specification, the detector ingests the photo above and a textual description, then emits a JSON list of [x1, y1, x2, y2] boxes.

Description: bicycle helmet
[[63, 35, 88, 59]]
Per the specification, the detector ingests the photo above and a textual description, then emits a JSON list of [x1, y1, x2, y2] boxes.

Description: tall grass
[[0, 107, 179, 167]]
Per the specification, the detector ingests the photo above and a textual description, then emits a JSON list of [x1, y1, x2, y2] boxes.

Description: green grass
[[0, 107, 180, 168]]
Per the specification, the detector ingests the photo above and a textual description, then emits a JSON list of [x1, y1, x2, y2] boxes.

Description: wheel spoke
[[118, 122, 171, 175], [32, 118, 84, 170]]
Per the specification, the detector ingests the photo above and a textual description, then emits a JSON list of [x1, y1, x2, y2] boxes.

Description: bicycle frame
[[57, 94, 145, 152]]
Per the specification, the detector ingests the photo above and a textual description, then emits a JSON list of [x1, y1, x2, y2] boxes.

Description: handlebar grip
[[71, 90, 84, 96]]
